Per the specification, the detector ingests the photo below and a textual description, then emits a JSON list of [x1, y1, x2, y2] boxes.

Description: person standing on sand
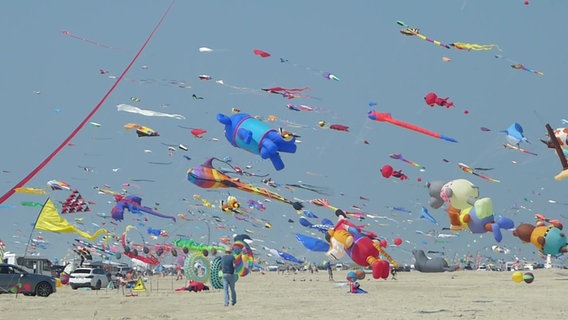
[[326, 261, 334, 281], [221, 248, 237, 306]]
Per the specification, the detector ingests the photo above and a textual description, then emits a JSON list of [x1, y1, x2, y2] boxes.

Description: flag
[[35, 198, 107, 241]]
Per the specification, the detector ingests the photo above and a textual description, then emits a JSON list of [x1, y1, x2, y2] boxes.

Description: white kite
[[117, 104, 185, 120]]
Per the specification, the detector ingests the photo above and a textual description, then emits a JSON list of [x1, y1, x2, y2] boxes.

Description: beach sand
[[1, 269, 567, 319]]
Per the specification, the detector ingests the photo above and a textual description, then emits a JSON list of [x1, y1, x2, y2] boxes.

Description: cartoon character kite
[[217, 113, 298, 170]]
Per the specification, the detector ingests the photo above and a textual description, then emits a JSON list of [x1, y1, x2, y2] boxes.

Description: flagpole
[[23, 198, 50, 258]]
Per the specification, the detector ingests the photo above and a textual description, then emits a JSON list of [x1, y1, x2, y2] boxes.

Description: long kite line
[[0, 0, 176, 204]]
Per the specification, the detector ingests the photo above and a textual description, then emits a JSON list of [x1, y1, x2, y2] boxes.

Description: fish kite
[[368, 111, 457, 142], [187, 157, 303, 210]]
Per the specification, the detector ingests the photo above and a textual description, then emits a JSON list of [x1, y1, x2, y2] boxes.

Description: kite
[[262, 86, 311, 99], [47, 180, 71, 190], [130, 97, 141, 102], [424, 92, 454, 108], [187, 157, 303, 210], [61, 30, 121, 50], [253, 49, 271, 58], [389, 153, 425, 170], [495, 55, 544, 76], [121, 226, 160, 265], [117, 104, 185, 119], [124, 123, 159, 137], [449, 43, 501, 51], [457, 163, 500, 183], [380, 165, 408, 181], [327, 210, 396, 279], [426, 178, 514, 242], [111, 194, 177, 222], [190, 128, 207, 138], [217, 113, 298, 170], [0, 0, 176, 205], [192, 94, 204, 100], [368, 110, 457, 142], [397, 21, 451, 49], [413, 250, 457, 272], [513, 221, 567, 256], [295, 234, 330, 252], [318, 121, 349, 132], [544, 124, 568, 181], [14, 187, 48, 195], [61, 190, 91, 213], [501, 122, 529, 145], [286, 104, 313, 112], [420, 207, 438, 224], [503, 143, 537, 156], [263, 246, 304, 264], [198, 47, 213, 52], [298, 216, 334, 233], [173, 238, 225, 253], [511, 64, 544, 76], [323, 72, 340, 81], [198, 74, 212, 80]]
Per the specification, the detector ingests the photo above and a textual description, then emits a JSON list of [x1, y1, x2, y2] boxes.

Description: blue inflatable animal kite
[[217, 113, 298, 170]]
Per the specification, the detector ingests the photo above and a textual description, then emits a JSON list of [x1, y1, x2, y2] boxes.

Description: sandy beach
[[2, 268, 567, 320]]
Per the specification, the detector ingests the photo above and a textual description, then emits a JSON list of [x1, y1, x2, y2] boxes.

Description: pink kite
[[253, 49, 271, 58], [424, 92, 454, 108], [329, 124, 349, 132]]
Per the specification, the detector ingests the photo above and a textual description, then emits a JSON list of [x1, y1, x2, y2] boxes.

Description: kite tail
[[236, 182, 302, 210], [76, 228, 108, 242], [376, 245, 398, 268]]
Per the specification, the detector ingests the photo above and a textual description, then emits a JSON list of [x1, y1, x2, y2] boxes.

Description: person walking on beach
[[221, 248, 237, 306], [326, 261, 334, 281]]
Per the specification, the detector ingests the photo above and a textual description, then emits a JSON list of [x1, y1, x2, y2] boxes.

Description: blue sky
[[1, 0, 567, 266]]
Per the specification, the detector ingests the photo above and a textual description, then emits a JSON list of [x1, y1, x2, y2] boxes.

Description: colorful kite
[[389, 153, 425, 170], [61, 190, 92, 213], [368, 111, 457, 142], [380, 165, 408, 181], [397, 21, 451, 49], [501, 122, 529, 145], [457, 163, 500, 183], [449, 42, 501, 51], [187, 158, 303, 210], [124, 123, 159, 137], [111, 194, 177, 222], [262, 86, 311, 99]]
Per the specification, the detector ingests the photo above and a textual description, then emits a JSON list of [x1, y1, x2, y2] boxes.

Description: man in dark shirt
[[221, 248, 237, 306]]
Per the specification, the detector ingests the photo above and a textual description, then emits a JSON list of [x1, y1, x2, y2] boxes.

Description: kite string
[[0, 0, 176, 204]]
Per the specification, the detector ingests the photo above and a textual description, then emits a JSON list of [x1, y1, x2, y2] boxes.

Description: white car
[[69, 268, 110, 290]]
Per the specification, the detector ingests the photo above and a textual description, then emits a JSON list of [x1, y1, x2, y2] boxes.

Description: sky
[[1, 0, 568, 267]]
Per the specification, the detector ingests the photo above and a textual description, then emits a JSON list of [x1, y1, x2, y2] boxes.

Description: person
[[221, 248, 237, 306], [391, 267, 398, 280], [326, 261, 334, 281]]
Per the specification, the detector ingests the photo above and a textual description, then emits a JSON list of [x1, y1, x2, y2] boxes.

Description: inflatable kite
[[368, 110, 457, 142], [326, 209, 396, 279], [424, 92, 454, 108], [513, 220, 567, 256], [187, 158, 303, 210], [501, 122, 529, 146], [426, 179, 514, 242], [111, 194, 177, 222], [217, 113, 298, 170], [380, 164, 408, 181], [542, 124, 568, 181], [121, 226, 160, 266], [412, 250, 457, 272]]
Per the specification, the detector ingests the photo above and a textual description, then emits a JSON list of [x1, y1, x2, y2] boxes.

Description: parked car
[[69, 267, 110, 290], [0, 263, 56, 297]]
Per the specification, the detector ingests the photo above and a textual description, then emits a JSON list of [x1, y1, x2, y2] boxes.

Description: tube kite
[[368, 110, 457, 142], [187, 158, 303, 210], [397, 21, 451, 49]]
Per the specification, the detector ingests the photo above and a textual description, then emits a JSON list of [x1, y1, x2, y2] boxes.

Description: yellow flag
[[35, 198, 107, 241]]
